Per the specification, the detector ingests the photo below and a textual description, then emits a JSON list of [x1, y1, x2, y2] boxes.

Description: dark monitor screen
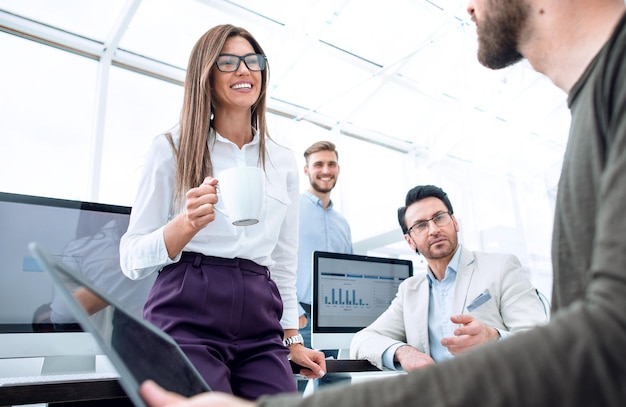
[[0, 192, 154, 361], [30, 242, 211, 404]]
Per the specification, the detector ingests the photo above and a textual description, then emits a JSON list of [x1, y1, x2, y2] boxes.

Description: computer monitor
[[311, 251, 413, 358], [0, 192, 155, 375]]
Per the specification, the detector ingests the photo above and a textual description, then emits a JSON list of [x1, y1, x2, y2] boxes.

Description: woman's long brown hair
[[167, 24, 270, 209]]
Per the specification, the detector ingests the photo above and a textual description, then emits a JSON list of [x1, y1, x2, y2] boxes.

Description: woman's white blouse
[[119, 127, 300, 329]]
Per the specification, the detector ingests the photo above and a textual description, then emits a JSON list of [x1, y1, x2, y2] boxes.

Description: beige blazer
[[350, 246, 547, 368]]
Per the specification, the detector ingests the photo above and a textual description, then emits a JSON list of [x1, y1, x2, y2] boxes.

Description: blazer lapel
[[415, 277, 431, 354], [453, 247, 476, 315]]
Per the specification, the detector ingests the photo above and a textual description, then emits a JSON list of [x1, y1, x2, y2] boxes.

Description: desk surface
[[0, 356, 128, 406], [0, 375, 127, 405], [303, 369, 406, 396]]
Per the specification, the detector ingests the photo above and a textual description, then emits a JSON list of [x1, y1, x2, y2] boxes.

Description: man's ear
[[452, 214, 460, 233], [404, 234, 417, 251]]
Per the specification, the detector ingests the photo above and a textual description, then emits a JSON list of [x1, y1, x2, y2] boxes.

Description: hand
[[287, 344, 326, 379], [298, 314, 308, 329], [184, 177, 220, 231], [440, 314, 499, 355], [394, 345, 435, 372], [140, 380, 253, 407]]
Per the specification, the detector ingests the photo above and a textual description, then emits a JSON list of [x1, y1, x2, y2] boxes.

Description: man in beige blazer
[[350, 185, 547, 371]]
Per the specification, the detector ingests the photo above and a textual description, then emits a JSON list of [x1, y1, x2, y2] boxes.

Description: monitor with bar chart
[[311, 251, 413, 357]]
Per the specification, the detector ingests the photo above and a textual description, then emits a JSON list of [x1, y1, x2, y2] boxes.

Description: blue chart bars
[[325, 287, 366, 306], [318, 270, 407, 323]]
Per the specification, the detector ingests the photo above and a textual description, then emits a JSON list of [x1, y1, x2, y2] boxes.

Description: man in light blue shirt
[[352, 185, 547, 371], [424, 246, 460, 363], [379, 243, 463, 369], [296, 141, 353, 350]]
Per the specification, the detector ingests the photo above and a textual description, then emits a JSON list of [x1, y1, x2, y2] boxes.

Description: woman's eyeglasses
[[215, 53, 267, 72]]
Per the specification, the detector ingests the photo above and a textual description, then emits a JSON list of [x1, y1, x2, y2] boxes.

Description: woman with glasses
[[120, 24, 325, 399]]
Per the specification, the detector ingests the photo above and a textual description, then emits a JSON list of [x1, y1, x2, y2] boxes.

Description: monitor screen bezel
[[0, 191, 131, 334], [311, 250, 414, 336]]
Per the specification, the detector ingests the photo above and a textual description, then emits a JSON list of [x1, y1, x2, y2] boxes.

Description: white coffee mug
[[216, 166, 265, 226]]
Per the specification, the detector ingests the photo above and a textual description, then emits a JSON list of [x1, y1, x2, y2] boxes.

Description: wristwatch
[[283, 334, 304, 347]]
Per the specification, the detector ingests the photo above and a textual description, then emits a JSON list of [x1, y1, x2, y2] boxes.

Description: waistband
[[179, 252, 269, 276]]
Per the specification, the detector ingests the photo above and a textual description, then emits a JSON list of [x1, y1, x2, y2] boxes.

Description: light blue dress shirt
[[426, 246, 461, 363], [296, 190, 353, 314], [382, 246, 462, 368]]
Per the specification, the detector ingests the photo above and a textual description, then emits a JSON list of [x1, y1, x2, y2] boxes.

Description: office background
[[0, 0, 569, 297]]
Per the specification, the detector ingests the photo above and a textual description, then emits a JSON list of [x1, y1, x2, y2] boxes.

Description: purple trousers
[[144, 252, 296, 399]]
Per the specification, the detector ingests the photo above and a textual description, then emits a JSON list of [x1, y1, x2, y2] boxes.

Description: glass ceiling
[[1, 0, 570, 161], [0, 0, 571, 288]]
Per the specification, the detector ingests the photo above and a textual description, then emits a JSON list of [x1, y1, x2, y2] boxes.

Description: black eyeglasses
[[407, 212, 452, 236], [215, 53, 267, 72]]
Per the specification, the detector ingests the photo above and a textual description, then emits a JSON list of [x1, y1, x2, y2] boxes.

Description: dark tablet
[[29, 242, 211, 407]]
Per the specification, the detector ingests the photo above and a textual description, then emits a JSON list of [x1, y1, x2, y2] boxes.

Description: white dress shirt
[[119, 126, 300, 329]]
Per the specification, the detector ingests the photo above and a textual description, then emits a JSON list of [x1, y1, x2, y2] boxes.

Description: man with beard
[[296, 141, 353, 354], [350, 185, 546, 371], [140, 0, 626, 405]]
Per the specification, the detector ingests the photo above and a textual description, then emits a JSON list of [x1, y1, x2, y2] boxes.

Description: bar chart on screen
[[318, 271, 403, 326], [311, 252, 414, 356]]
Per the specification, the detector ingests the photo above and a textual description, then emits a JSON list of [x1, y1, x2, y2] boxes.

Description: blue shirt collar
[[304, 190, 333, 210], [426, 244, 462, 285]]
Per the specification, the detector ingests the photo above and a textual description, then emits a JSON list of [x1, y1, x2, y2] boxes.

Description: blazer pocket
[[467, 289, 492, 312]]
